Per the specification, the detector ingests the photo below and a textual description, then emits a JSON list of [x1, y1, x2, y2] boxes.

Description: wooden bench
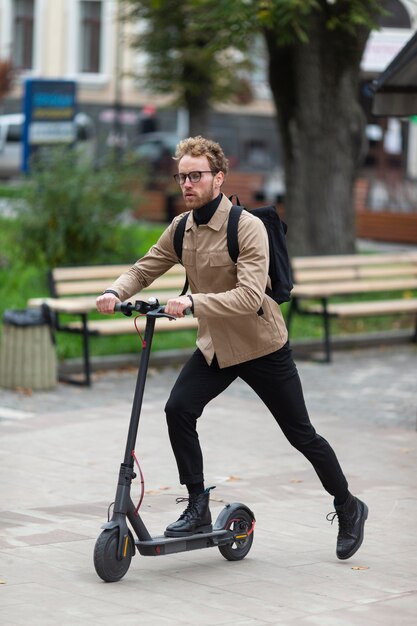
[[28, 264, 197, 386], [288, 252, 417, 362]]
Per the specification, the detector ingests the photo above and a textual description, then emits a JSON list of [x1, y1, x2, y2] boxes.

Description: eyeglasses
[[173, 171, 215, 185]]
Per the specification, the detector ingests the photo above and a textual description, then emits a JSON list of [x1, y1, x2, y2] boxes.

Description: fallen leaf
[[351, 566, 370, 571], [0, 579, 6, 584], [226, 475, 241, 482], [15, 386, 33, 397], [290, 479, 303, 483]]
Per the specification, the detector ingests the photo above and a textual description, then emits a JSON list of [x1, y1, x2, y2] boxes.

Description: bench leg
[[322, 299, 332, 363], [81, 314, 92, 386], [286, 299, 295, 334], [58, 314, 92, 386]]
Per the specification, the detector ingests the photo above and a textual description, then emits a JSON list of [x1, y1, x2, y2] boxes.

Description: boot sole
[[164, 524, 213, 538], [337, 502, 369, 560]]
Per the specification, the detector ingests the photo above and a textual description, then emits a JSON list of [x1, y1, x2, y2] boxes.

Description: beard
[[183, 182, 216, 210]]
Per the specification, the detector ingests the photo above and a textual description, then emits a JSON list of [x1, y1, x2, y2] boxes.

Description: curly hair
[[174, 136, 229, 175]]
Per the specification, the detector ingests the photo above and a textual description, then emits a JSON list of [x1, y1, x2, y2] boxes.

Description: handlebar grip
[[160, 306, 192, 316], [114, 302, 133, 316]]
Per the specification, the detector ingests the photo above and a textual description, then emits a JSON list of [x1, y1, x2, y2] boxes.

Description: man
[[96, 136, 368, 560]]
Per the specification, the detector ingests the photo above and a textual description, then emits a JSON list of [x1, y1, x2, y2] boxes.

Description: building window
[[80, 1, 102, 73], [12, 0, 34, 70]]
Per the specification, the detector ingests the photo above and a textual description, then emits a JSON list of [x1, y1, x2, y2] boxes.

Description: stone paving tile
[[0, 345, 416, 625]]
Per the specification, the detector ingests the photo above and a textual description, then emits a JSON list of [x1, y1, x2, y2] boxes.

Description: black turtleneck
[[193, 193, 222, 225]]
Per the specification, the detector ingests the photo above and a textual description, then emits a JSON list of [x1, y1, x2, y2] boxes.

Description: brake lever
[[147, 307, 176, 320]]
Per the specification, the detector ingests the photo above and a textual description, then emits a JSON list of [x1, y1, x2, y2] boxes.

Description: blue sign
[[22, 79, 77, 173]]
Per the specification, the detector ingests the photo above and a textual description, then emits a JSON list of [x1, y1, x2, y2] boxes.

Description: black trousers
[[165, 343, 349, 501]]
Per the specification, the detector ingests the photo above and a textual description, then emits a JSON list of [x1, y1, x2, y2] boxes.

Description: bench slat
[[292, 252, 417, 270], [295, 265, 417, 283], [304, 298, 417, 317], [292, 278, 417, 298], [55, 274, 186, 296], [52, 263, 184, 281], [53, 265, 132, 281]]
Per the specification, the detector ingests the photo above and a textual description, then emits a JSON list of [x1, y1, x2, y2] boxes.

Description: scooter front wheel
[[219, 508, 254, 561], [94, 528, 133, 582]]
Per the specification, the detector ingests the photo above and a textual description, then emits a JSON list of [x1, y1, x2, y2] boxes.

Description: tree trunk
[[264, 14, 370, 256], [183, 53, 212, 136], [186, 92, 211, 137]]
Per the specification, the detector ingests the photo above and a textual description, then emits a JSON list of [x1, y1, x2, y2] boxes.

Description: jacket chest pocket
[[207, 251, 236, 291]]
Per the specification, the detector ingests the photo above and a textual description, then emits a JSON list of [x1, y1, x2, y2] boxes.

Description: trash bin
[[0, 306, 57, 390]]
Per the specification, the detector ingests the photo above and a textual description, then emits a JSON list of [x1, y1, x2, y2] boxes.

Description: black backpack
[[173, 196, 293, 304]]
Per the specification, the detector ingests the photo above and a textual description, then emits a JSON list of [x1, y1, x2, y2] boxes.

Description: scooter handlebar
[[114, 300, 192, 318]]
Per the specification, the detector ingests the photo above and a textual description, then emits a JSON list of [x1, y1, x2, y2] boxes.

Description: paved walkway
[[0, 344, 416, 625]]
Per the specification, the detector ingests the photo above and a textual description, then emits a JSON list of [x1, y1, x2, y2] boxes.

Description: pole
[[112, 0, 124, 162]]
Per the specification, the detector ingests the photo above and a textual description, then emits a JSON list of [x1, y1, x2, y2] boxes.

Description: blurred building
[[0, 0, 147, 157], [0, 0, 279, 169], [0, 0, 416, 180]]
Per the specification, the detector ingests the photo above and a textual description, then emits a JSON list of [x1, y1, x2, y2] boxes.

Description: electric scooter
[[93, 298, 255, 583]]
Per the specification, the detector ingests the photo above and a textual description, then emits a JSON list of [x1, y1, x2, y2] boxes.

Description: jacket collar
[[185, 193, 232, 232]]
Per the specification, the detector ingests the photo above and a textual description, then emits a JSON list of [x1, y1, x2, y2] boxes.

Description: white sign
[[361, 28, 414, 73], [29, 121, 76, 145]]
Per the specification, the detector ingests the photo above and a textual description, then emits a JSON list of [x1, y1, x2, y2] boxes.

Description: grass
[[0, 215, 167, 360], [0, 183, 27, 199], [0, 212, 415, 363]]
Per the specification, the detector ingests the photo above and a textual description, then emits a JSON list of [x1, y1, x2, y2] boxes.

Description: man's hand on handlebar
[[96, 293, 121, 314], [96, 293, 193, 317], [165, 296, 193, 318]]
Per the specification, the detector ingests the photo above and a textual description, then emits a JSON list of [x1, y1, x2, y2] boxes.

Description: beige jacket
[[110, 194, 288, 367]]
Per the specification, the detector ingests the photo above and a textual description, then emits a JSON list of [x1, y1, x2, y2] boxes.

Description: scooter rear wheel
[[219, 508, 254, 561], [94, 528, 133, 582]]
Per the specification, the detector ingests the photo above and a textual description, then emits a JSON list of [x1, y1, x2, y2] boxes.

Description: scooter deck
[[136, 529, 231, 556]]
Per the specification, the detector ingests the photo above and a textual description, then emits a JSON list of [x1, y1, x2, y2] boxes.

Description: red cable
[[131, 449, 145, 516], [134, 315, 147, 348]]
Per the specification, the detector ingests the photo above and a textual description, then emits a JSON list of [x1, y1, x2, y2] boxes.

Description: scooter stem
[[123, 314, 156, 465]]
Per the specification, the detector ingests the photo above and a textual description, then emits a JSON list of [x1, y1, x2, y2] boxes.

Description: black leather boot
[[164, 488, 213, 537], [327, 493, 368, 560]]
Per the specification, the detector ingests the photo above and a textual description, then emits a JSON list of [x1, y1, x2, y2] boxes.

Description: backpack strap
[[173, 212, 189, 262], [173, 212, 190, 296], [227, 205, 243, 264]]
